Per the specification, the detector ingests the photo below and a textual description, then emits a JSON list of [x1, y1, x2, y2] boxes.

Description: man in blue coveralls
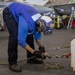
[[3, 2, 54, 72]]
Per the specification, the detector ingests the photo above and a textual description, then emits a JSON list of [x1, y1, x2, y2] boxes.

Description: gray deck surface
[[0, 28, 75, 75]]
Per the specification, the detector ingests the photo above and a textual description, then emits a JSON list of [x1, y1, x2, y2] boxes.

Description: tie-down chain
[[42, 51, 70, 69]]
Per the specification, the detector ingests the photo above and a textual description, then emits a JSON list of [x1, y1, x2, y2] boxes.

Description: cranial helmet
[[36, 16, 53, 35]]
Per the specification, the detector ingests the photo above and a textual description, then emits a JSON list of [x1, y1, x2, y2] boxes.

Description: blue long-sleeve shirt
[[18, 15, 41, 47], [8, 2, 42, 48]]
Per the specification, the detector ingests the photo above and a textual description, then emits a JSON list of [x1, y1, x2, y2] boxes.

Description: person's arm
[[18, 15, 46, 58], [34, 31, 46, 53], [25, 45, 34, 53], [18, 15, 34, 53], [34, 31, 43, 46], [35, 40, 43, 47]]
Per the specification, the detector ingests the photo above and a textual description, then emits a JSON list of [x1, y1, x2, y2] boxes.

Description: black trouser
[[3, 7, 35, 65], [26, 35, 35, 58]]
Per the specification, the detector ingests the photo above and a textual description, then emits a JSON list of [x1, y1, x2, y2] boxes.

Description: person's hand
[[39, 45, 45, 53], [33, 51, 46, 59]]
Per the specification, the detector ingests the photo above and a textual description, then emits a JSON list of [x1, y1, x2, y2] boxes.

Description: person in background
[[3, 2, 54, 72]]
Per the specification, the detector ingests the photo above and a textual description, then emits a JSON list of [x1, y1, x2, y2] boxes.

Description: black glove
[[39, 45, 45, 53], [33, 51, 46, 59]]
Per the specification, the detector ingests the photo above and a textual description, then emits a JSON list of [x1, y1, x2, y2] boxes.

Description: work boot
[[27, 57, 43, 64], [9, 64, 22, 72]]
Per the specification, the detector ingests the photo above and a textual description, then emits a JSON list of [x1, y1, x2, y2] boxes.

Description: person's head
[[36, 16, 55, 35]]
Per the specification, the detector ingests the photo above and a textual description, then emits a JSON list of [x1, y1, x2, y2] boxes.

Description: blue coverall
[[3, 2, 42, 65]]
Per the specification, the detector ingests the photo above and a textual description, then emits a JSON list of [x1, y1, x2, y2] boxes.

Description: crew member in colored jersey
[[3, 2, 54, 72]]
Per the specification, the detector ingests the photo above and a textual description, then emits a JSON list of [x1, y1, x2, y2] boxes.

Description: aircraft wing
[[24, 3, 54, 14], [52, 3, 75, 15], [33, 5, 54, 14]]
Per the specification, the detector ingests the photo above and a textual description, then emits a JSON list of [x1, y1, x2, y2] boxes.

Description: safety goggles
[[36, 21, 52, 36]]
